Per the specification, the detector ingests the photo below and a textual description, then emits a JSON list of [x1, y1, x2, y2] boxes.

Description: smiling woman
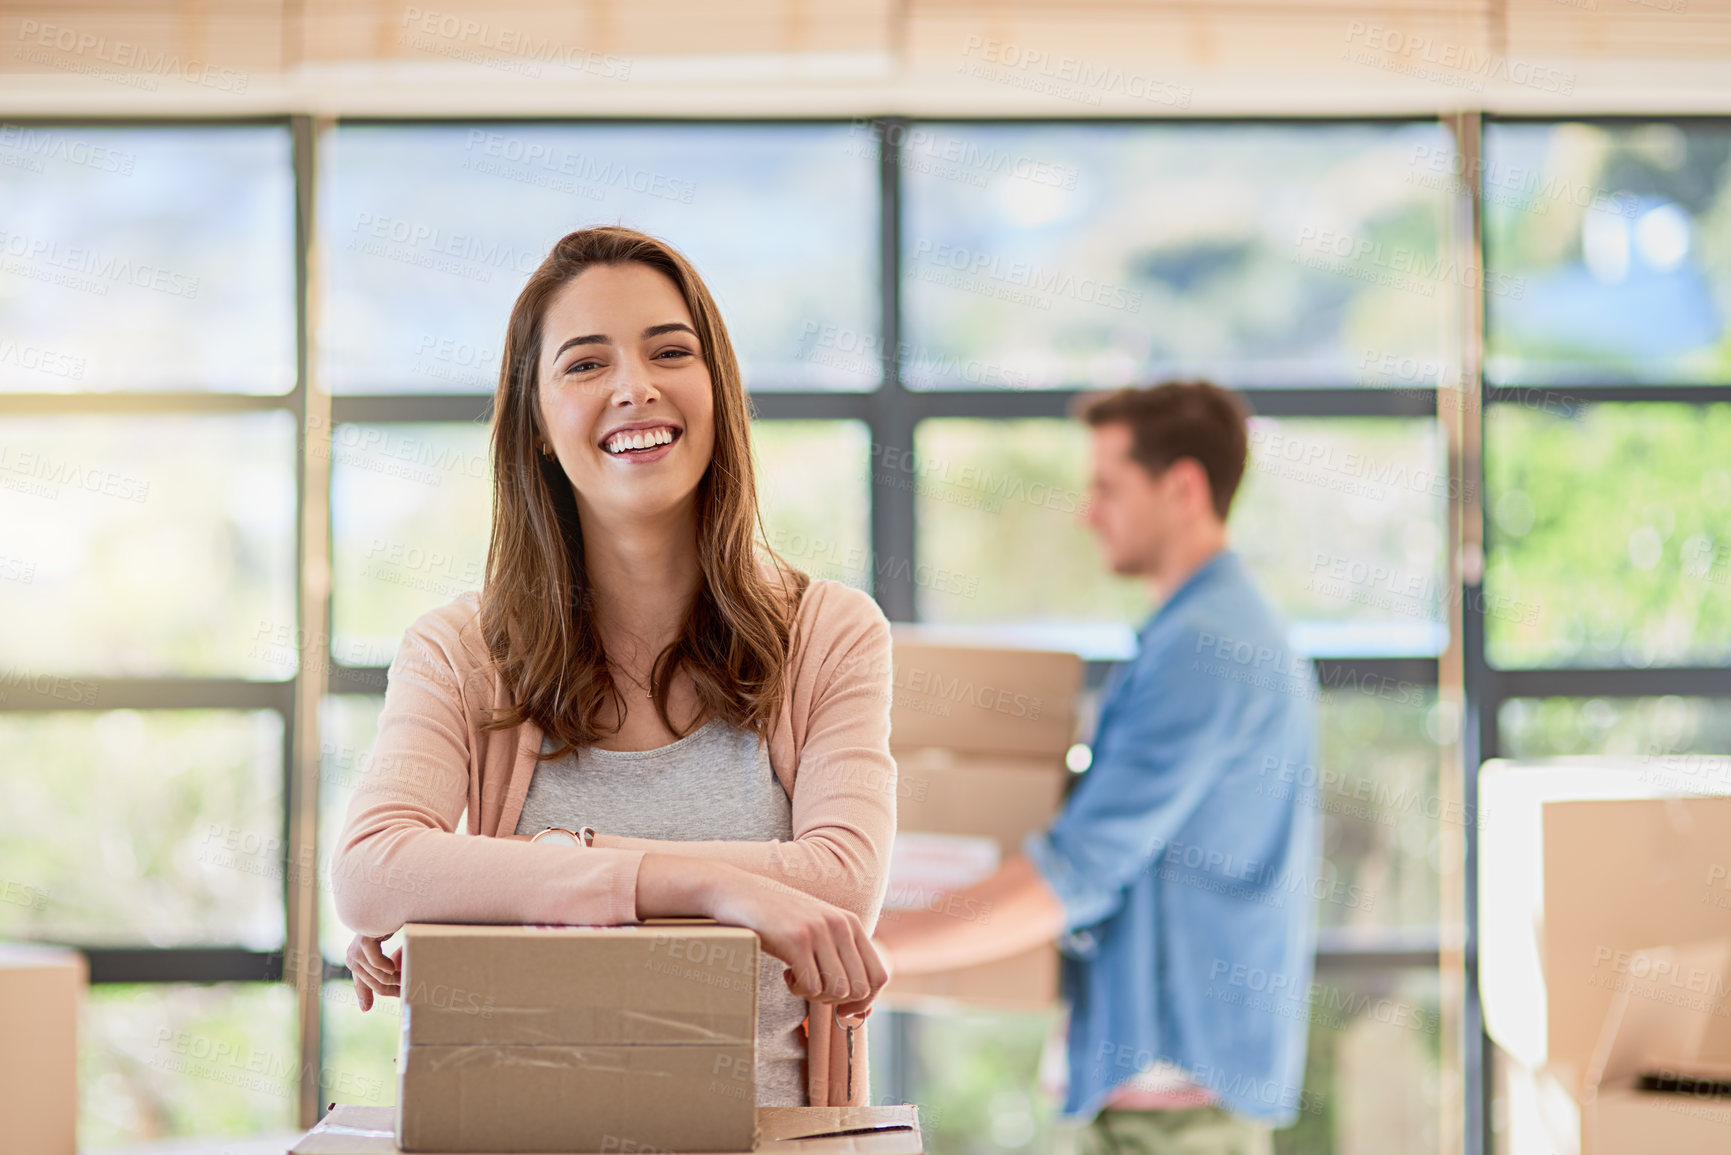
[[329, 227, 897, 1110]]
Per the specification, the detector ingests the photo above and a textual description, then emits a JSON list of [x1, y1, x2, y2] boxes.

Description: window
[[10, 113, 1720, 1155]]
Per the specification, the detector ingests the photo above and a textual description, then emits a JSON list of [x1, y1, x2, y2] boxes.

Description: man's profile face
[[1082, 422, 1179, 577]]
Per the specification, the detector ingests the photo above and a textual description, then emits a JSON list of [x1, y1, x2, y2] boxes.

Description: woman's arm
[[590, 590, 896, 926], [331, 614, 645, 937]]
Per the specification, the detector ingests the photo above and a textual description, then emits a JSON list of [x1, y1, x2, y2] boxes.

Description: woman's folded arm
[[331, 620, 646, 938]]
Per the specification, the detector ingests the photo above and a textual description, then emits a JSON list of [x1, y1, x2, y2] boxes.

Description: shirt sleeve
[[331, 614, 645, 939], [1022, 625, 1243, 933]]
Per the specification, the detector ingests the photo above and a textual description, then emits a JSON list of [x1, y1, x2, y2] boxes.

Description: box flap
[[1585, 940, 1731, 1094], [401, 924, 757, 1046]]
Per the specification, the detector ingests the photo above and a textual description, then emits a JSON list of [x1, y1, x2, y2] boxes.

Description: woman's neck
[[578, 503, 703, 654]]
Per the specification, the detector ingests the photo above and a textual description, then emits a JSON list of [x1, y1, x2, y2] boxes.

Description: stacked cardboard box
[[879, 631, 1084, 1012], [0, 942, 84, 1155], [397, 922, 759, 1154]]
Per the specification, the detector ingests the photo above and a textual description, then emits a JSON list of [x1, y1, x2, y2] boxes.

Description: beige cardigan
[[331, 573, 896, 1107]]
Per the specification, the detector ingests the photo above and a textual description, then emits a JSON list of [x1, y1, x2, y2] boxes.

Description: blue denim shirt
[[1023, 549, 1322, 1126]]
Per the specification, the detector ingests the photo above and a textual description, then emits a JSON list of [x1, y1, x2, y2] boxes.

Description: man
[[874, 380, 1321, 1155]]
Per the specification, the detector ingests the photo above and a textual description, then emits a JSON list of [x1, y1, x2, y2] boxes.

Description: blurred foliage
[[330, 422, 493, 664], [79, 984, 298, 1149], [1500, 695, 1731, 760], [913, 417, 1447, 657], [0, 709, 283, 948], [903, 123, 1453, 389], [1485, 403, 1731, 668], [0, 413, 297, 678]]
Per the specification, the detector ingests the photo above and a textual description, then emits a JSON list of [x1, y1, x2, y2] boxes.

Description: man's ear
[[1168, 457, 1212, 514]]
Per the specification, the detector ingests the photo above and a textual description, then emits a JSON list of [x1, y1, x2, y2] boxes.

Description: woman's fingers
[[784, 945, 823, 999], [347, 934, 401, 1000], [354, 973, 374, 1012], [807, 923, 854, 1003], [829, 916, 873, 1004], [853, 920, 890, 999], [360, 935, 397, 976]]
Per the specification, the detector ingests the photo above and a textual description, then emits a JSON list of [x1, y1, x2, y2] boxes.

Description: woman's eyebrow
[[552, 322, 696, 361]]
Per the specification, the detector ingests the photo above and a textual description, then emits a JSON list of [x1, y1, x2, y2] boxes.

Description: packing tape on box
[[416, 1045, 651, 1074], [407, 1005, 753, 1044]]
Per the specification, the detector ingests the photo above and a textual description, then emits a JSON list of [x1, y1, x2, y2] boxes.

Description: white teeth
[[604, 427, 676, 454]]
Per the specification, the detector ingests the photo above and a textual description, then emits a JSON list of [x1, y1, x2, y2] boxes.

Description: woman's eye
[[656, 347, 694, 361], [566, 359, 602, 374]]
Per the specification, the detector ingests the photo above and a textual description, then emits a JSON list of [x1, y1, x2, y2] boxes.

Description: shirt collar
[[1138, 547, 1239, 638]]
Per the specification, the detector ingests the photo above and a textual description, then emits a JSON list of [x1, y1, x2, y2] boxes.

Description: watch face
[[533, 828, 580, 848]]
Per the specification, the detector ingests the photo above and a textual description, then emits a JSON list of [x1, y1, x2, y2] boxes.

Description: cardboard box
[[397, 923, 758, 1154], [0, 942, 84, 1155], [293, 1104, 924, 1155], [1479, 761, 1731, 1154], [880, 634, 1083, 1012]]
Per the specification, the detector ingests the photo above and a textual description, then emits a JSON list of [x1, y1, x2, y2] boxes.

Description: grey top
[[512, 716, 808, 1107]]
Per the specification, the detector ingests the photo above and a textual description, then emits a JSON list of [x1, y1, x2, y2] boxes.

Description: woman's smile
[[597, 420, 683, 464]]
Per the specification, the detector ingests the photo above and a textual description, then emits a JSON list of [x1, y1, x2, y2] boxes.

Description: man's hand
[[346, 933, 401, 1011], [871, 855, 1066, 974]]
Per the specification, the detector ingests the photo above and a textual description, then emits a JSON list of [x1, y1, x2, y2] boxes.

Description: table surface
[[291, 1104, 924, 1155]]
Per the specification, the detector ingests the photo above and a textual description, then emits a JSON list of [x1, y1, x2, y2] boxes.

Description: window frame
[[6, 111, 1730, 1152]]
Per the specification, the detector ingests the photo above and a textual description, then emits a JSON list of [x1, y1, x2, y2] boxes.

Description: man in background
[[875, 380, 1321, 1155]]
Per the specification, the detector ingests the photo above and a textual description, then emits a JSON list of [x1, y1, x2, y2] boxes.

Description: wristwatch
[[530, 825, 596, 848]]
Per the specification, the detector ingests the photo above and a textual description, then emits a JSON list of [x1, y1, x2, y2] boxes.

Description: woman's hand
[[710, 870, 889, 1008], [638, 854, 889, 1010], [346, 933, 401, 1011]]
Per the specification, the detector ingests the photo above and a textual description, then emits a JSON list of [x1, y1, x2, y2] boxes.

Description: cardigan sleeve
[[591, 584, 897, 929], [330, 607, 645, 939]]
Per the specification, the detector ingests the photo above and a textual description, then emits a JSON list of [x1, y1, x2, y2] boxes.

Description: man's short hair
[[1076, 379, 1250, 520]]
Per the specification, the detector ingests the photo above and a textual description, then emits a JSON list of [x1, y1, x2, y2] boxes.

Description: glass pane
[[878, 1008, 1057, 1153], [913, 417, 1448, 658], [1499, 697, 1731, 772], [81, 983, 299, 1148], [319, 694, 387, 962], [0, 412, 297, 678], [0, 710, 283, 948], [1485, 402, 1731, 668], [1275, 969, 1442, 1155], [0, 125, 295, 393], [319, 124, 877, 393], [872, 969, 1440, 1155], [754, 420, 872, 592], [1485, 122, 1731, 386], [330, 423, 492, 667], [321, 981, 401, 1109], [1310, 690, 1444, 935], [901, 122, 1453, 390]]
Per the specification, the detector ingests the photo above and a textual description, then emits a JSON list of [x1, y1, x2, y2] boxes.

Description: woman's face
[[536, 262, 716, 528]]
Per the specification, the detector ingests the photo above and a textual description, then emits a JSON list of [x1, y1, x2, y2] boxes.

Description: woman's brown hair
[[475, 225, 810, 760]]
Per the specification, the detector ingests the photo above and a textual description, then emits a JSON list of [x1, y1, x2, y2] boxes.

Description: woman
[[331, 226, 895, 1109]]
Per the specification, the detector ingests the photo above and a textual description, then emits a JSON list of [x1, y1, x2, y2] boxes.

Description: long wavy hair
[[475, 226, 809, 760]]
